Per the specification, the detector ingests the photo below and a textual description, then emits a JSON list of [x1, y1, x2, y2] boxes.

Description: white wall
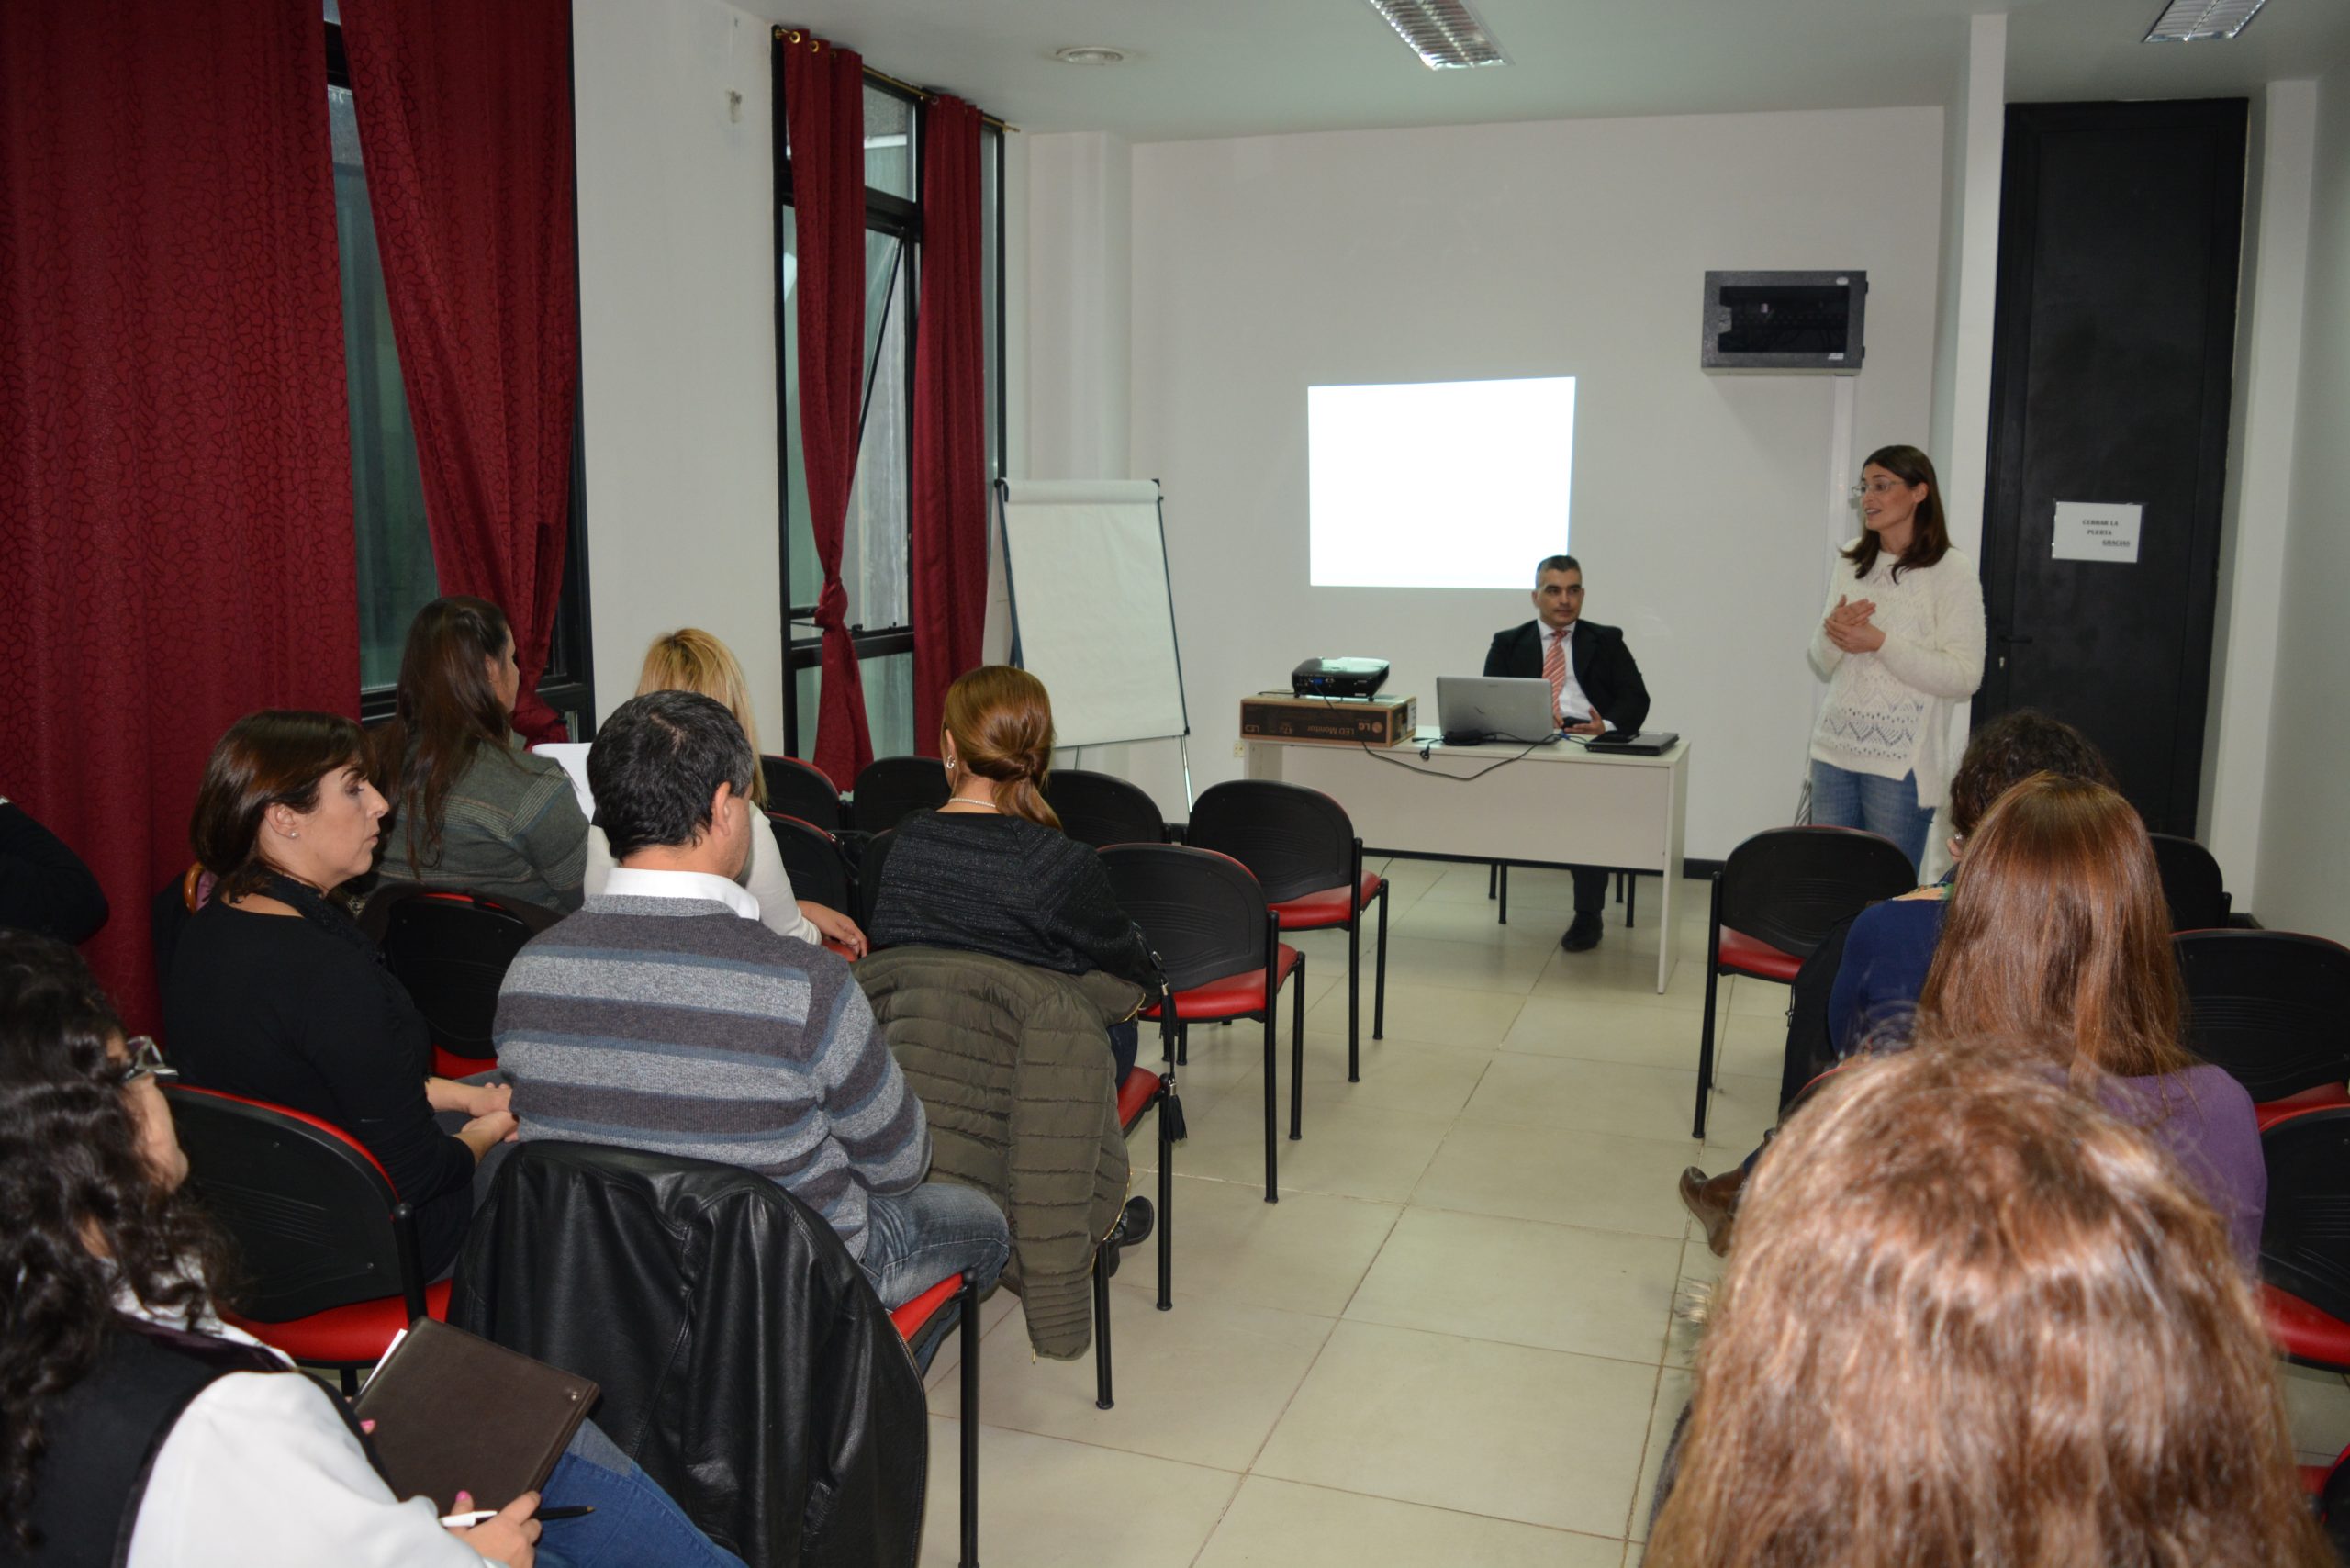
[[1927, 12, 2005, 558], [1119, 107, 1946, 857], [2202, 81, 2316, 910], [572, 0, 784, 746], [2254, 62, 2350, 942]]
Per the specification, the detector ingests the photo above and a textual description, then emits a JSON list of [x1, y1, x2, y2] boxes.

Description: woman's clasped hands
[[1822, 594, 1886, 654]]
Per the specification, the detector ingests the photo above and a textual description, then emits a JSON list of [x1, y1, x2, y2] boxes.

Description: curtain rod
[[775, 28, 1018, 133]]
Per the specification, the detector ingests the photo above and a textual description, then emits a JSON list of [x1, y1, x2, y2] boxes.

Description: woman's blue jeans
[[1808, 760, 1934, 874]]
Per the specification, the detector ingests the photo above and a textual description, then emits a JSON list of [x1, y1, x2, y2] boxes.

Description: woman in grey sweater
[[372, 597, 588, 913]]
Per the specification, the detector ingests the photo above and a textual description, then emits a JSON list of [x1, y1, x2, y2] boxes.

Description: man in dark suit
[[1483, 554, 1651, 952]]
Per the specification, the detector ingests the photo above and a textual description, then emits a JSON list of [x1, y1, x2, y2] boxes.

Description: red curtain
[[340, 0, 578, 743], [910, 97, 989, 755], [0, 0, 358, 1028], [783, 34, 876, 788]]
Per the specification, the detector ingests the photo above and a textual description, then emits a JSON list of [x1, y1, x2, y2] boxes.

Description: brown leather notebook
[[351, 1317, 599, 1513]]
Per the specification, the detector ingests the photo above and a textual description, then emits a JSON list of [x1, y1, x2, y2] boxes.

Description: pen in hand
[[439, 1504, 594, 1528]]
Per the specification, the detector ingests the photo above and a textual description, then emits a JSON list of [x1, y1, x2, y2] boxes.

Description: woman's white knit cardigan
[[1807, 540, 1986, 809]]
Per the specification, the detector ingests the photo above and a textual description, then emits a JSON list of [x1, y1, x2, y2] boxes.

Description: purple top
[[2103, 1064, 2265, 1270]]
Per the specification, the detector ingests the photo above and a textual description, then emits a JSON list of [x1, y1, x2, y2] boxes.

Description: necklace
[[942, 796, 1000, 812]]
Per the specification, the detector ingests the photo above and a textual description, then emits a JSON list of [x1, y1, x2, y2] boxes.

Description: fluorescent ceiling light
[[1360, 0, 1509, 70], [2143, 0, 2268, 41]]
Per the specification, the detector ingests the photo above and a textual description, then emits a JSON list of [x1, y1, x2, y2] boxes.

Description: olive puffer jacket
[[855, 947, 1139, 1360]]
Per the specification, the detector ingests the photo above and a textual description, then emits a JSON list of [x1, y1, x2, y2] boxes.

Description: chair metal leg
[[339, 1366, 360, 1398], [1487, 861, 1497, 898], [1347, 911, 1361, 1084], [1158, 1091, 1174, 1311], [1290, 956, 1306, 1142], [1373, 881, 1389, 1041], [1175, 1020, 1187, 1067], [1092, 1247, 1114, 1410], [1694, 874, 1725, 1141], [1499, 864, 1509, 924], [1627, 873, 1639, 929], [958, 1277, 980, 1566]]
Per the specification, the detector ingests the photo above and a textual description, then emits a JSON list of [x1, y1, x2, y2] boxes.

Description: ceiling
[[753, 0, 2350, 141]]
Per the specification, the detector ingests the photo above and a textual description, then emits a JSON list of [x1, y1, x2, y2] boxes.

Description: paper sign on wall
[[2052, 501, 2143, 563]]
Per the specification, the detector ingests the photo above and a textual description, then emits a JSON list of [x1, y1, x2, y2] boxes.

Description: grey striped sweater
[[493, 895, 929, 1258]]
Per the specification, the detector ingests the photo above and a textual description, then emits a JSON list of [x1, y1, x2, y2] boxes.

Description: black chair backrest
[[1185, 779, 1353, 902], [1043, 768, 1167, 850], [761, 755, 844, 832], [1718, 826, 1917, 959], [851, 756, 949, 834], [856, 828, 897, 934], [451, 1141, 925, 1568], [165, 1085, 421, 1322], [767, 812, 853, 912], [2150, 833, 2229, 931], [2259, 1108, 2350, 1327], [365, 888, 560, 1060], [1099, 844, 1269, 993], [2177, 930, 2350, 1102]]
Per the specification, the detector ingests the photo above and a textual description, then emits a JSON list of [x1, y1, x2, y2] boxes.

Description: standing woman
[[1807, 444, 1986, 872], [374, 597, 588, 913]]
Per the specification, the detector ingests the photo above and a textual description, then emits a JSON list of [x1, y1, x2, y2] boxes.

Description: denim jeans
[[1808, 760, 1934, 875], [858, 1182, 1012, 1311], [534, 1418, 747, 1568]]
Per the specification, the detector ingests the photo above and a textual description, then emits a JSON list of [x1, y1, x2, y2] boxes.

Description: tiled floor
[[914, 857, 2350, 1566]]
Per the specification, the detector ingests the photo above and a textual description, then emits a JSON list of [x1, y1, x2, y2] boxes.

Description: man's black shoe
[[1559, 913, 1604, 953], [1101, 1195, 1155, 1279]]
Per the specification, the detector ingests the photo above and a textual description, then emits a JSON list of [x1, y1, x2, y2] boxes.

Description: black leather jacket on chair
[[448, 1141, 927, 1568]]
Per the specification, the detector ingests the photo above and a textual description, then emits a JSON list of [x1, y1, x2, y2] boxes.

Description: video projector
[[1291, 657, 1391, 700]]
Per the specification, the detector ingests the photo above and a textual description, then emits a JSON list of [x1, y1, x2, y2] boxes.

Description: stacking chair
[[1102, 844, 1304, 1203], [2177, 929, 2350, 1128], [1094, 1023, 1179, 1412], [166, 1085, 443, 1394], [852, 756, 950, 834], [761, 753, 845, 832], [1043, 768, 1168, 849], [1185, 779, 1389, 1081], [2151, 833, 2231, 930], [856, 829, 898, 933], [2257, 1106, 2350, 1372], [361, 885, 563, 1078], [453, 1141, 956, 1568], [1692, 827, 1916, 1139], [767, 810, 856, 912]]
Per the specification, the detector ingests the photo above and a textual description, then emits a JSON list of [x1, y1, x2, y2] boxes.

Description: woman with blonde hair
[[866, 666, 1155, 1077], [1646, 1044, 2329, 1568], [580, 629, 865, 954]]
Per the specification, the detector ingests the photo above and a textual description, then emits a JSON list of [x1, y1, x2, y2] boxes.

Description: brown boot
[[1678, 1165, 1746, 1258]]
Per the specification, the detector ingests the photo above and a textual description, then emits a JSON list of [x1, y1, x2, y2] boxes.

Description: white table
[[1245, 732, 1692, 993]]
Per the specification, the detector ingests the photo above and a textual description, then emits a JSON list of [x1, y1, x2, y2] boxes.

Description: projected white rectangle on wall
[[1307, 376, 1575, 589]]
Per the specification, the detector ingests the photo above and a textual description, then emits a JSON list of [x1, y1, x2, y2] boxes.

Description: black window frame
[[771, 50, 1008, 758], [330, 21, 597, 738]]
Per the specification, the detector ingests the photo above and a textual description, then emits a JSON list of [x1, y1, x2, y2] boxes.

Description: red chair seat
[[223, 1277, 453, 1366], [2264, 1282, 2350, 1370], [890, 1271, 965, 1340], [1716, 926, 1803, 983], [1117, 1067, 1164, 1130], [432, 1047, 498, 1080], [2256, 1082, 2350, 1133], [1141, 945, 1304, 1021], [1266, 871, 1382, 931], [822, 938, 858, 960]]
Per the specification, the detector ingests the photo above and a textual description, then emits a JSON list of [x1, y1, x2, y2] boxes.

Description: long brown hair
[[1919, 774, 2190, 1081], [374, 596, 515, 868], [940, 666, 1060, 830], [189, 711, 370, 902], [638, 628, 767, 807], [1842, 442, 1952, 582], [1648, 1045, 2332, 1568]]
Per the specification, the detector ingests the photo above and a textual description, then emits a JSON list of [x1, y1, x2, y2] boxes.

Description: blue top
[[1830, 896, 1949, 1057]]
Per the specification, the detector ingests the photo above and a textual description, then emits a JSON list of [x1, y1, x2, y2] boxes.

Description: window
[[774, 70, 1007, 761], [325, 14, 594, 733]]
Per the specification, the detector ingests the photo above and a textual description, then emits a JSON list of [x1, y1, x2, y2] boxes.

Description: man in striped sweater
[[493, 689, 1008, 1309]]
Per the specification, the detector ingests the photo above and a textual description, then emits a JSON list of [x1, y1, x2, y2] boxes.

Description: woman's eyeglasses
[[1850, 478, 1909, 499], [120, 1036, 178, 1087]]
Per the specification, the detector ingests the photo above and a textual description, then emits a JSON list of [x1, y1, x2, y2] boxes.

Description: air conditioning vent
[[1361, 0, 1509, 70]]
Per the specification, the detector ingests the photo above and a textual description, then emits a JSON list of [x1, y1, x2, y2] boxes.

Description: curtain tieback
[[813, 580, 851, 633]]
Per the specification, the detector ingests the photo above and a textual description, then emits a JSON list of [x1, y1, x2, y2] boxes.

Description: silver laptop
[[1435, 676, 1561, 745]]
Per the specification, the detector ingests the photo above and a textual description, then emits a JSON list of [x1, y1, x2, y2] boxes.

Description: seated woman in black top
[[163, 711, 516, 1279], [867, 666, 1155, 1079]]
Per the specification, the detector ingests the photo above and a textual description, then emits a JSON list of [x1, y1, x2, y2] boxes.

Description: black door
[[1977, 99, 2246, 837]]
